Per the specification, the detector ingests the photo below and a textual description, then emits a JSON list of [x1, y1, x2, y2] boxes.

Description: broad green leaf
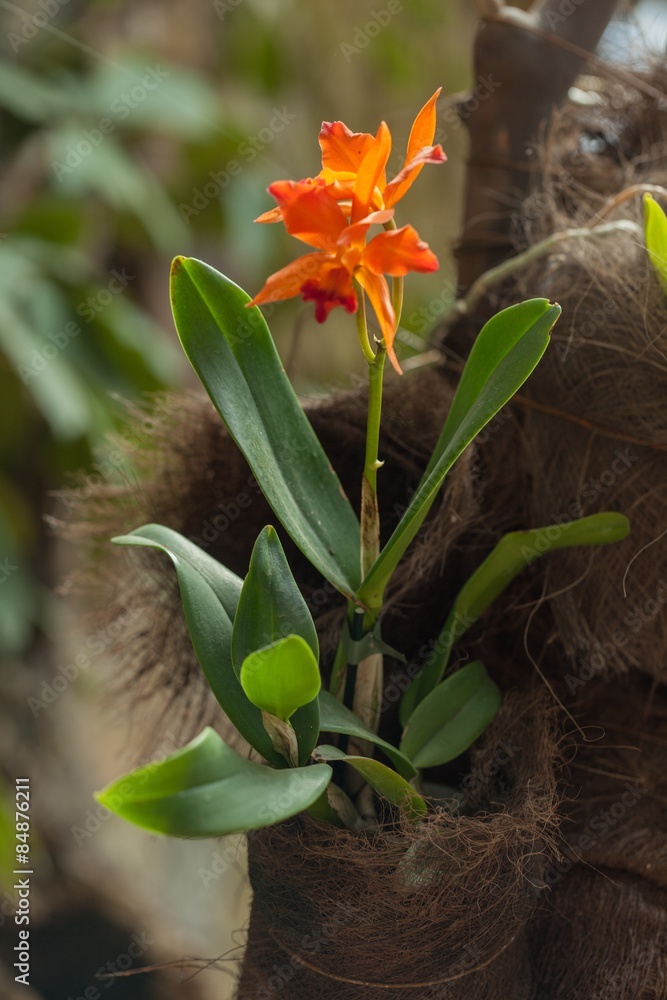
[[112, 524, 243, 619], [400, 661, 501, 769], [232, 526, 320, 763], [399, 511, 629, 724], [96, 727, 332, 837], [241, 635, 321, 723], [318, 690, 416, 780], [314, 745, 427, 819], [232, 526, 318, 669], [169, 258, 361, 598], [644, 194, 667, 294], [357, 300, 559, 614], [112, 526, 282, 767]]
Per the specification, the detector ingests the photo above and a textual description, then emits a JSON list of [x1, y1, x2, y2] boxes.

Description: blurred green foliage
[[0, 0, 477, 654]]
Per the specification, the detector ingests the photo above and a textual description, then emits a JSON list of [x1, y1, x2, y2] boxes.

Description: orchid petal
[[269, 181, 349, 249], [363, 226, 439, 277], [355, 268, 402, 374], [339, 209, 395, 248], [254, 206, 283, 224], [384, 88, 446, 207], [352, 121, 391, 223], [407, 88, 442, 163], [319, 121, 376, 173], [384, 146, 447, 208], [301, 260, 358, 322], [249, 253, 329, 306]]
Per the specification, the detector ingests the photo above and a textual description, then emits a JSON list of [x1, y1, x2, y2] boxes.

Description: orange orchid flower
[[249, 180, 438, 373], [256, 89, 446, 224], [250, 92, 446, 373]]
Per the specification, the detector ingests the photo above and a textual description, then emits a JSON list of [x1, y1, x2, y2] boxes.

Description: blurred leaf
[[0, 294, 92, 440], [87, 61, 226, 140], [96, 726, 332, 837], [49, 131, 189, 252], [400, 661, 501, 769], [313, 745, 427, 819], [0, 61, 74, 121], [170, 258, 361, 598]]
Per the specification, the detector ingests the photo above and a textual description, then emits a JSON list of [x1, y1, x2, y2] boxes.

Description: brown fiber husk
[[236, 692, 558, 1000]]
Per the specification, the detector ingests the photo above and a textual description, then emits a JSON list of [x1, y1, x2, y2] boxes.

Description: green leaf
[[314, 745, 427, 819], [644, 194, 667, 294], [241, 635, 321, 723], [232, 526, 318, 669], [232, 525, 320, 763], [169, 258, 361, 597], [399, 511, 629, 724], [112, 525, 283, 767], [96, 727, 332, 837], [400, 661, 501, 769], [357, 300, 559, 613], [318, 690, 416, 780]]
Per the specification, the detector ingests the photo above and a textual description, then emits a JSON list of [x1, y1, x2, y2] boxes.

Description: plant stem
[[354, 282, 376, 365]]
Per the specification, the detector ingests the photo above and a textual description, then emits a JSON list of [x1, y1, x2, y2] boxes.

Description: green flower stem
[[354, 283, 376, 365]]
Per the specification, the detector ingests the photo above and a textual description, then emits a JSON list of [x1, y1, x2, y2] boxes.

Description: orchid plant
[[97, 94, 629, 835]]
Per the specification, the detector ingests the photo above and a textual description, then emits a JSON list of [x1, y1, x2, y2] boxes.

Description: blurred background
[[0, 0, 664, 996]]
